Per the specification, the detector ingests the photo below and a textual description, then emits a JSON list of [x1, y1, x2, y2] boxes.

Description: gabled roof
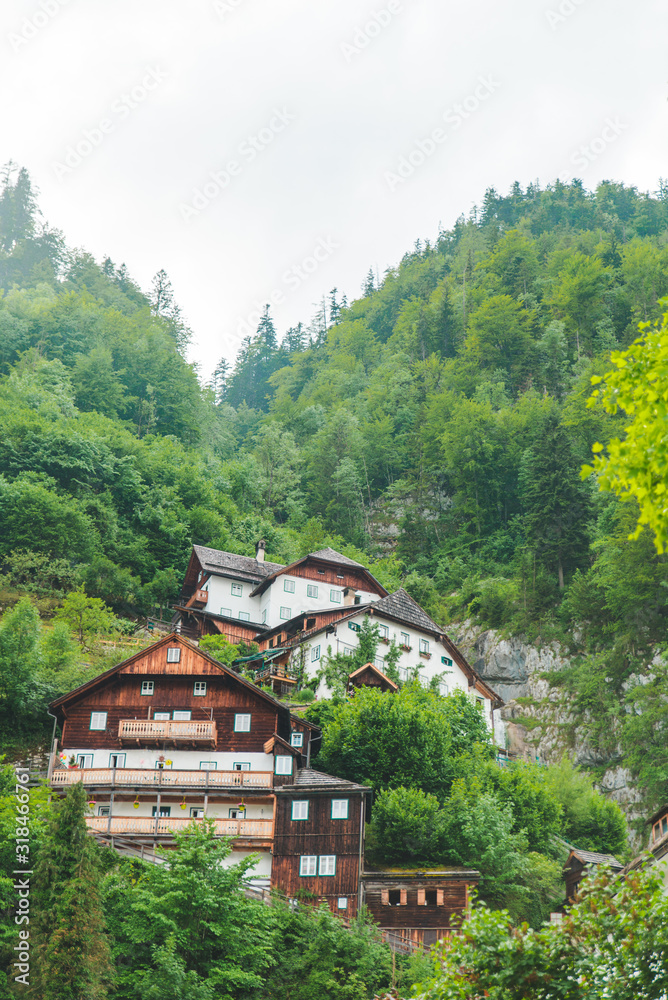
[[263, 734, 301, 757], [249, 549, 387, 598], [282, 767, 370, 792], [48, 633, 290, 721], [193, 544, 284, 583], [565, 848, 623, 869], [372, 588, 443, 636], [309, 547, 365, 567], [349, 662, 399, 692]]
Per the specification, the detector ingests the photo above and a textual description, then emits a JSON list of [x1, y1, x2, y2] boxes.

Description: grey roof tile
[[194, 544, 284, 582], [309, 547, 365, 568], [570, 849, 623, 867], [290, 767, 369, 791], [372, 588, 443, 635]]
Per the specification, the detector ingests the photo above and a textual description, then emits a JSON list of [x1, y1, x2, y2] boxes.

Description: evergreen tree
[[30, 782, 113, 1000], [362, 267, 375, 296]]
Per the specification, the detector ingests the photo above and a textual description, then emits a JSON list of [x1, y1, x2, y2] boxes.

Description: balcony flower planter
[[379, 637, 390, 645], [399, 645, 412, 652], [419, 651, 432, 660]]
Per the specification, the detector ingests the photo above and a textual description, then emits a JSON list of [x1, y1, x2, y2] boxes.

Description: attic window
[[317, 569, 325, 575], [290, 732, 304, 748], [166, 647, 181, 663], [141, 681, 154, 695], [306, 617, 316, 629], [441, 656, 453, 667], [336, 573, 344, 579], [194, 681, 207, 696], [90, 713, 107, 731]]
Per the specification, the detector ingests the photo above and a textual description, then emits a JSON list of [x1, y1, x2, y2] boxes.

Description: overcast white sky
[[2, 0, 667, 378]]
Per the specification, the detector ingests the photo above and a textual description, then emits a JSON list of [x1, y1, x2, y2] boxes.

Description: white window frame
[[238, 611, 251, 622], [234, 714, 251, 732], [311, 645, 321, 662], [193, 681, 207, 696], [173, 710, 191, 721], [299, 855, 317, 876], [292, 800, 309, 820], [231, 583, 243, 597], [199, 761, 217, 770], [262, 608, 267, 623], [330, 589, 342, 603], [233, 762, 250, 771], [220, 607, 232, 617], [77, 754, 93, 768], [419, 639, 430, 654], [89, 712, 107, 731], [331, 799, 349, 819], [229, 806, 246, 819], [319, 855, 336, 876], [337, 897, 348, 910], [166, 647, 181, 663], [290, 732, 304, 748], [190, 807, 205, 818], [153, 712, 170, 721], [152, 805, 171, 817], [379, 624, 389, 639], [141, 681, 154, 695], [98, 805, 110, 817], [275, 755, 292, 775], [109, 753, 126, 768], [280, 606, 291, 620], [307, 584, 318, 598], [400, 632, 410, 647], [284, 579, 295, 593]]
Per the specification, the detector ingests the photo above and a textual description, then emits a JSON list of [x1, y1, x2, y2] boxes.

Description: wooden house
[[563, 848, 623, 901], [348, 662, 398, 694], [361, 867, 479, 950]]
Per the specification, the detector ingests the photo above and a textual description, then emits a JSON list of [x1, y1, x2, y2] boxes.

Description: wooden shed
[[563, 848, 623, 902]]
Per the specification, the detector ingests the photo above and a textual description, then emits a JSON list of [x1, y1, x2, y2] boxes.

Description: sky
[[2, 0, 667, 379]]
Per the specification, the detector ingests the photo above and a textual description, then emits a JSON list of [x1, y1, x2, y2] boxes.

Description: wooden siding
[[363, 879, 471, 933], [257, 608, 352, 650], [270, 854, 360, 915], [288, 561, 384, 596], [61, 670, 289, 751]]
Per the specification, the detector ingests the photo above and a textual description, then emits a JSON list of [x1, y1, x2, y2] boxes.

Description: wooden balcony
[[86, 815, 273, 839], [118, 720, 217, 747], [51, 768, 273, 789], [185, 588, 209, 608]]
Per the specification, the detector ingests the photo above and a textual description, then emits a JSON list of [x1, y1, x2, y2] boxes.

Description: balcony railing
[[86, 816, 273, 838], [185, 589, 209, 608], [118, 720, 217, 745], [51, 768, 272, 789]]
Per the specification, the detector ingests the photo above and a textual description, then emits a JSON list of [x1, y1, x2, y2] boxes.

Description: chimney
[[255, 539, 266, 564]]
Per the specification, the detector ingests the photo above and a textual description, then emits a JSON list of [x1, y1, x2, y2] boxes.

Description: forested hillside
[[2, 163, 668, 811]]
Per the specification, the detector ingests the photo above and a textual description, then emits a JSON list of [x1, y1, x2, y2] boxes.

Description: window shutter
[[417, 889, 426, 906], [381, 889, 389, 905], [400, 889, 407, 906], [437, 889, 444, 906]]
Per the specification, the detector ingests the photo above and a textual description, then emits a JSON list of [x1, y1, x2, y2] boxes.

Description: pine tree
[[363, 267, 375, 296], [211, 357, 230, 404], [30, 782, 113, 999]]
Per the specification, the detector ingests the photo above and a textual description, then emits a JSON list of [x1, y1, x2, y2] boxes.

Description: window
[[388, 890, 401, 906], [419, 639, 430, 655], [238, 611, 251, 622], [348, 621, 360, 632], [231, 583, 243, 597], [77, 754, 93, 768], [98, 806, 110, 817], [425, 890, 438, 906], [292, 800, 309, 820], [378, 624, 389, 639], [233, 762, 250, 771], [398, 666, 408, 682], [194, 681, 207, 696], [311, 645, 321, 662], [330, 589, 342, 603], [190, 807, 205, 818], [306, 617, 316, 629], [441, 655, 453, 667], [317, 568, 325, 575], [284, 579, 295, 593], [153, 712, 170, 721], [109, 753, 126, 768], [152, 806, 171, 817], [199, 761, 217, 770], [229, 807, 246, 819], [141, 681, 154, 695], [90, 712, 107, 731], [374, 657, 385, 670], [337, 897, 348, 910], [342, 644, 355, 657], [220, 607, 232, 617], [439, 681, 449, 697], [319, 855, 336, 876], [299, 855, 317, 876], [400, 632, 410, 647], [280, 606, 291, 620], [275, 755, 292, 775], [234, 714, 251, 732], [166, 647, 181, 663], [354, 594, 361, 605], [307, 584, 318, 598], [476, 697, 484, 711], [262, 609, 267, 624], [331, 799, 349, 819], [173, 710, 191, 721], [290, 732, 304, 748]]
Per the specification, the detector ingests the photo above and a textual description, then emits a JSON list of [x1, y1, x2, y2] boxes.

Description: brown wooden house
[[563, 848, 623, 901], [362, 867, 479, 949], [348, 662, 398, 694]]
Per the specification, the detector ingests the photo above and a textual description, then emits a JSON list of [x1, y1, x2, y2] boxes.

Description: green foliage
[[543, 757, 628, 856], [53, 586, 119, 648], [367, 787, 445, 864], [415, 866, 668, 1000]]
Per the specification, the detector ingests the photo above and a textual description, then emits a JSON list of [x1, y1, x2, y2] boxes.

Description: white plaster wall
[[62, 749, 276, 771], [261, 576, 380, 629], [202, 575, 262, 624], [106, 801, 272, 820]]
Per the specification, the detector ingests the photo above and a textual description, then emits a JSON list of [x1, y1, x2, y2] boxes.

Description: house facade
[[173, 543, 503, 732]]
